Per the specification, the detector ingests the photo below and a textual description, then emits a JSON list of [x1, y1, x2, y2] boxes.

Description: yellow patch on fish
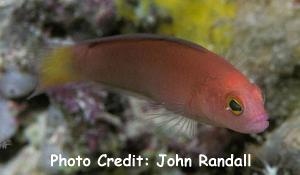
[[40, 47, 78, 88]]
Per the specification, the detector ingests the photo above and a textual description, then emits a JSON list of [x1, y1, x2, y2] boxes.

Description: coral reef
[[12, 0, 117, 40], [154, 0, 236, 52], [0, 0, 300, 175], [228, 1, 300, 174], [0, 99, 18, 145], [229, 0, 300, 127], [254, 115, 300, 174]]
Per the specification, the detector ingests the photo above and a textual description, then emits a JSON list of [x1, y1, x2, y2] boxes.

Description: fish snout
[[247, 114, 269, 133], [252, 114, 269, 123]]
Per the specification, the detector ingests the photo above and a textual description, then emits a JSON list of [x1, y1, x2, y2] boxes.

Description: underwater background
[[0, 0, 300, 174]]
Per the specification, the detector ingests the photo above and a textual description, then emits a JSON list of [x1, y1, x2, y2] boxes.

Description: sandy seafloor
[[0, 0, 300, 174]]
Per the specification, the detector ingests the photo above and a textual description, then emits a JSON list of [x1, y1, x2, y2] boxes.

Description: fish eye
[[226, 97, 243, 116]]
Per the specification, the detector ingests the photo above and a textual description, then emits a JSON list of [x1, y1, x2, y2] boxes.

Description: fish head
[[195, 73, 269, 134]]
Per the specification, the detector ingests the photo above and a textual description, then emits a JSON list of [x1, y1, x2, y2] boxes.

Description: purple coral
[[48, 83, 107, 124]]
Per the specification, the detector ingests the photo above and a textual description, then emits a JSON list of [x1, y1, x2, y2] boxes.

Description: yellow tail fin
[[39, 46, 79, 89]]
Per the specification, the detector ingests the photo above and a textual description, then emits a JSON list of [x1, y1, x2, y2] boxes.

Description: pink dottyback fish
[[38, 34, 269, 134]]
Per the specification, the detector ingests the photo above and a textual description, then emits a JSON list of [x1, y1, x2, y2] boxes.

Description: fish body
[[40, 34, 269, 134]]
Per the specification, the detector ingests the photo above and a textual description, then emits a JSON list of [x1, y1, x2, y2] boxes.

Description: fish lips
[[246, 114, 269, 134]]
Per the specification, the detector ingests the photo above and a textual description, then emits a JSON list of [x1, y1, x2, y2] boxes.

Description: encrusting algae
[[153, 0, 236, 52], [115, 0, 236, 52]]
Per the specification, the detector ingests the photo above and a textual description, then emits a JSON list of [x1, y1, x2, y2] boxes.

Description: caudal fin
[[37, 46, 79, 91]]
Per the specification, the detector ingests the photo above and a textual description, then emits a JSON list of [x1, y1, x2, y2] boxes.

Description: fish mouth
[[252, 114, 269, 123], [247, 115, 269, 133]]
